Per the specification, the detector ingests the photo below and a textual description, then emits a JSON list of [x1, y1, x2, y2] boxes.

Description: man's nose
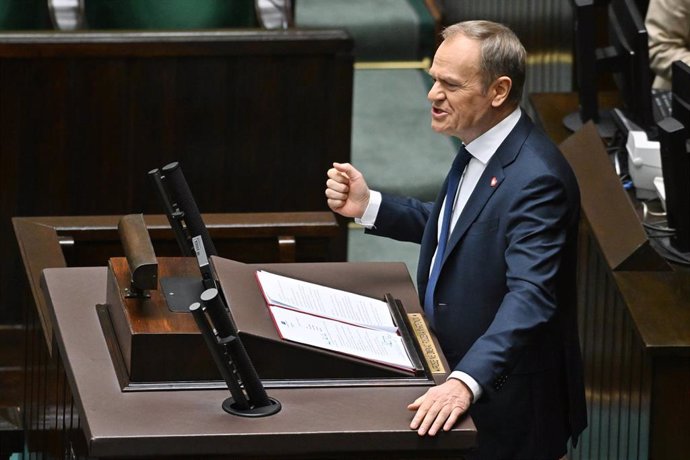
[[428, 82, 443, 102]]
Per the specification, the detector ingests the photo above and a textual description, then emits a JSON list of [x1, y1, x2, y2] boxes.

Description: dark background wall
[[0, 30, 353, 324]]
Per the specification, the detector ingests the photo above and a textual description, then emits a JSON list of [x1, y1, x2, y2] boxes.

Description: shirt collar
[[465, 107, 522, 165]]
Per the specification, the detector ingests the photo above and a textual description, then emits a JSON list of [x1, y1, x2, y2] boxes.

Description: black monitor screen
[[654, 60, 690, 259], [564, 0, 618, 137], [563, 0, 656, 138], [672, 60, 690, 131], [608, 0, 654, 131], [564, 0, 652, 138], [572, 0, 598, 123]]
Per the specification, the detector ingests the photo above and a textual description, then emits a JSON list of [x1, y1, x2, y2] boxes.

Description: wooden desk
[[530, 92, 690, 460], [41, 262, 476, 459]]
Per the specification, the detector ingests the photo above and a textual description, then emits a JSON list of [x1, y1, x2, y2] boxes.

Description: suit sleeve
[[365, 192, 434, 244]]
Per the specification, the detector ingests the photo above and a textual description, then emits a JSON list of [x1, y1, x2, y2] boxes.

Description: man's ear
[[490, 76, 513, 107]]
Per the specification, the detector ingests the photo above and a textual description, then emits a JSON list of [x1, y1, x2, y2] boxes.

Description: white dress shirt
[[356, 107, 522, 402]]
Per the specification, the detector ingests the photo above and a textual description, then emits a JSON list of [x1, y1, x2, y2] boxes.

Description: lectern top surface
[[42, 263, 476, 458]]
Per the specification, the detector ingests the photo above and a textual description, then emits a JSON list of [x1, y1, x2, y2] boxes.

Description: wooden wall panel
[[0, 30, 353, 324], [570, 222, 653, 460], [24, 292, 87, 459]]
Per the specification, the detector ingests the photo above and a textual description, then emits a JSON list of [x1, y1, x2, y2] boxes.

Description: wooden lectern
[[16, 214, 475, 458], [40, 254, 476, 458]]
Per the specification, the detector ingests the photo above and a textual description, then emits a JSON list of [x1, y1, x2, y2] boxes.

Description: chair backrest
[[256, 0, 294, 29]]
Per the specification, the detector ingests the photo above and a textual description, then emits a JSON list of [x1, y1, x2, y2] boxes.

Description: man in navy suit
[[325, 20, 587, 459]]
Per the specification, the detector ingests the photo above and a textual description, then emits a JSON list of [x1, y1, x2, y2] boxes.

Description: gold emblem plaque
[[407, 313, 446, 374]]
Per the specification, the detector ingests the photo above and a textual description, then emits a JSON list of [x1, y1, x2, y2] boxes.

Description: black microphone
[[161, 161, 217, 256]]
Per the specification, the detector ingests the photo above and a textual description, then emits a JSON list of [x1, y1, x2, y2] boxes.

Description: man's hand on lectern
[[408, 378, 472, 436], [325, 162, 370, 219]]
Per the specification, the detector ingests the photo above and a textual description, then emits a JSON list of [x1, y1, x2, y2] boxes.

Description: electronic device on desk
[[564, 0, 616, 138], [611, 61, 690, 200], [671, 60, 690, 134], [652, 89, 673, 122], [611, 108, 661, 200], [565, 0, 655, 140], [649, 61, 690, 264]]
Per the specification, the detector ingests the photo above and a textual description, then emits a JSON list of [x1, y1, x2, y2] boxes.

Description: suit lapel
[[441, 113, 534, 265]]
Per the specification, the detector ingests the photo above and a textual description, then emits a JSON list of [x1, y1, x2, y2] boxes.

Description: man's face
[[427, 35, 497, 144]]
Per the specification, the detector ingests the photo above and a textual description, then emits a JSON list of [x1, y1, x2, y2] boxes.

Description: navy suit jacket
[[368, 113, 587, 458]]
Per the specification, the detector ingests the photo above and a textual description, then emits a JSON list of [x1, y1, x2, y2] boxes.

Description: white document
[[256, 270, 397, 333], [269, 305, 414, 372]]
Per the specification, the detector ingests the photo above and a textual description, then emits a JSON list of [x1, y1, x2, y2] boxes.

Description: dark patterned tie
[[424, 145, 472, 327]]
